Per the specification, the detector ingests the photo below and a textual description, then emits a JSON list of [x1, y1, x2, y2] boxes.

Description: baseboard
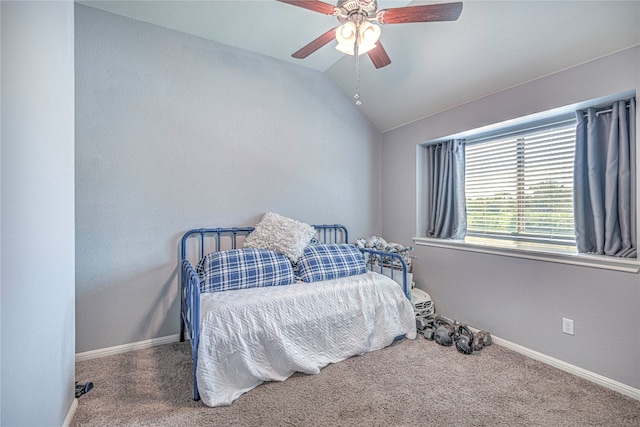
[[493, 335, 640, 401], [75, 334, 181, 362], [62, 398, 78, 427]]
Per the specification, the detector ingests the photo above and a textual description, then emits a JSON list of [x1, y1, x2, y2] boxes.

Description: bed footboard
[[359, 248, 410, 299]]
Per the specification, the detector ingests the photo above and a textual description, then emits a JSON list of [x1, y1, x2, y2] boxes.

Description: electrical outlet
[[562, 318, 574, 335]]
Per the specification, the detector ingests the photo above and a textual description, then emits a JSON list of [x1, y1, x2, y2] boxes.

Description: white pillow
[[243, 212, 316, 262]]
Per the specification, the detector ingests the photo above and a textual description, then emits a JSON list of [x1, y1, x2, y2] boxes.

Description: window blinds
[[465, 119, 576, 245]]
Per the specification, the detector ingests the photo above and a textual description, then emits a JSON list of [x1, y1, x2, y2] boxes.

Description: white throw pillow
[[243, 212, 316, 262]]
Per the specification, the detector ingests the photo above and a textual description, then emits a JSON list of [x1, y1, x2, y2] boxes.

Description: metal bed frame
[[179, 224, 409, 401]]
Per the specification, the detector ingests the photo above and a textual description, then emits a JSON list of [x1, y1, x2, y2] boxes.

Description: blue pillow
[[297, 244, 367, 283], [196, 248, 295, 293]]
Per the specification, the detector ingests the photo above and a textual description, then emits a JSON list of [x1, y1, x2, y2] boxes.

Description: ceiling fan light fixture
[[338, 22, 357, 40], [336, 22, 356, 44], [335, 22, 357, 54], [359, 22, 380, 45], [357, 21, 380, 55], [335, 21, 380, 56]]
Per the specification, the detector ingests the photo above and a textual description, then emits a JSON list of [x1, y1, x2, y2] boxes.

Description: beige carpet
[[74, 338, 640, 426]]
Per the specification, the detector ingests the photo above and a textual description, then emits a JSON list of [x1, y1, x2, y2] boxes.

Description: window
[[416, 92, 638, 271], [465, 119, 576, 248]]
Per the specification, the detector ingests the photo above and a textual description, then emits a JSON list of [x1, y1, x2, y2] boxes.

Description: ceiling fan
[[277, 0, 463, 69]]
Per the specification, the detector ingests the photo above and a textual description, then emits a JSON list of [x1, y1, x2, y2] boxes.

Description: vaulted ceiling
[[78, 1, 640, 132]]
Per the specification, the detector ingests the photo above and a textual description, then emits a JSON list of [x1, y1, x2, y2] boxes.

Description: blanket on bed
[[196, 271, 416, 407]]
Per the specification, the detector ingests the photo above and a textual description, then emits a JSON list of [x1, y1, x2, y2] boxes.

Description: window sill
[[413, 237, 640, 273]]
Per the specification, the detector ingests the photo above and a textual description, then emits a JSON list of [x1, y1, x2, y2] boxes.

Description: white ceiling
[[78, 0, 640, 132]]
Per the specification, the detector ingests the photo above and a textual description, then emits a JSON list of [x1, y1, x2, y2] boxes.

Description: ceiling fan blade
[[367, 42, 391, 69], [377, 2, 463, 24], [292, 27, 338, 59], [277, 0, 337, 15]]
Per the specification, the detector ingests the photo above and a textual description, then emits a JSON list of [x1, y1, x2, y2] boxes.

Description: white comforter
[[197, 271, 416, 407]]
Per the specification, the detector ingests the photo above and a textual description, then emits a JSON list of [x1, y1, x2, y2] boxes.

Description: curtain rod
[[583, 100, 633, 117]]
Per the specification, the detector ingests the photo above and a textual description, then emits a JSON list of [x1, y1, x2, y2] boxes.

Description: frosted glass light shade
[[335, 22, 381, 56]]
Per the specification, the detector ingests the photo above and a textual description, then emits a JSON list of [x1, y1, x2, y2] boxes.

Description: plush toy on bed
[[354, 235, 415, 271]]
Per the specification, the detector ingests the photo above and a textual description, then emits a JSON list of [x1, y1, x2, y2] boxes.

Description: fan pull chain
[[354, 53, 361, 105], [354, 25, 361, 105]]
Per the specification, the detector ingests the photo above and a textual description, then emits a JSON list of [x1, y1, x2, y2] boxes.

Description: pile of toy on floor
[[412, 287, 493, 355]]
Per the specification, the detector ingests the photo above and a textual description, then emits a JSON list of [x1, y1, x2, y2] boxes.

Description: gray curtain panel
[[426, 139, 466, 239], [574, 97, 637, 257]]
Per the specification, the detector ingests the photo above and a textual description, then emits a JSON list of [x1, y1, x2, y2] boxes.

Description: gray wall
[[75, 5, 382, 353], [381, 47, 640, 389], [1, 1, 76, 425]]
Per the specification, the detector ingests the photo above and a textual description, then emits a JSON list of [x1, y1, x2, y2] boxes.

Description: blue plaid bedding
[[197, 248, 295, 293], [297, 243, 367, 282]]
